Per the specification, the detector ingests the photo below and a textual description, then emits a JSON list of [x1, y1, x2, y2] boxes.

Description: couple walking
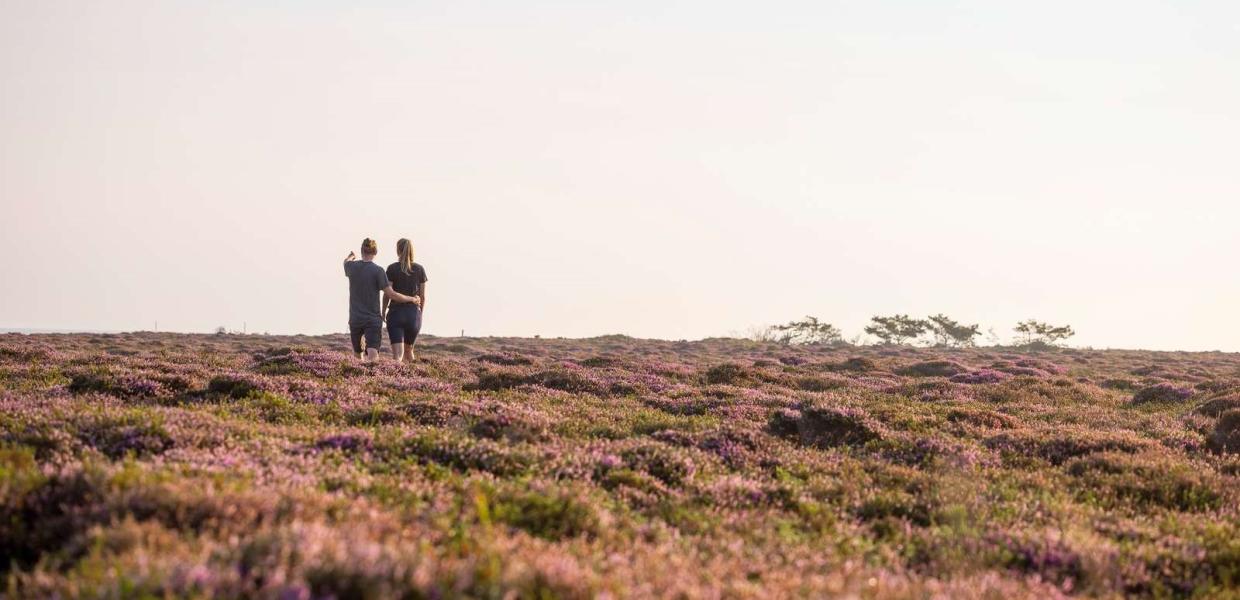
[[343, 237, 427, 361]]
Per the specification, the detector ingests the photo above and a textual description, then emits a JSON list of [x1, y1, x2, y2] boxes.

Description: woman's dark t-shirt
[[386, 262, 428, 298]]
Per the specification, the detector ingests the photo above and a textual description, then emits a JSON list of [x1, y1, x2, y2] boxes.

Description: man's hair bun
[[361, 238, 378, 254]]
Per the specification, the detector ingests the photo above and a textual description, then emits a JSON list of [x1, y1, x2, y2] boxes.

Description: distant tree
[[772, 316, 844, 346], [864, 314, 929, 345], [1014, 320, 1075, 346], [926, 314, 981, 347], [214, 326, 227, 335]]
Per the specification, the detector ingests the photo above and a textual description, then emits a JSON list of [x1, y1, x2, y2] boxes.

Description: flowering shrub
[[1195, 395, 1240, 417], [1210, 409, 1240, 454], [0, 332, 1237, 597], [1065, 451, 1223, 511], [950, 369, 1012, 385], [67, 371, 167, 399], [896, 360, 970, 378], [984, 428, 1153, 465], [770, 403, 886, 449], [703, 362, 752, 385], [1131, 382, 1195, 405]]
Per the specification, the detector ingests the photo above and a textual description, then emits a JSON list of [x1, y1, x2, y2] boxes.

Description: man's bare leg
[[365, 347, 379, 361]]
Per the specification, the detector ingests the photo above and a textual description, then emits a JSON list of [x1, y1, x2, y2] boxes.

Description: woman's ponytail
[[397, 238, 415, 275]]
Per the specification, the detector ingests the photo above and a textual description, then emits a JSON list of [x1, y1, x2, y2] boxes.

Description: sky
[[2, 1, 1239, 351]]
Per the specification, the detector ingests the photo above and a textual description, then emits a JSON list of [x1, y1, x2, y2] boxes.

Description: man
[[343, 238, 420, 360]]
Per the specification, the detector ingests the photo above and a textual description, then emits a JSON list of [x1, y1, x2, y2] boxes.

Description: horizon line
[[3, 328, 1237, 355]]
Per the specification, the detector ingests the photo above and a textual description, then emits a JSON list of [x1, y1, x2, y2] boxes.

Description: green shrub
[[491, 488, 600, 541], [620, 444, 694, 486], [77, 413, 173, 458], [1196, 396, 1240, 418], [855, 490, 933, 527], [1066, 452, 1222, 511], [207, 375, 259, 399], [896, 361, 969, 378], [399, 432, 534, 477], [1209, 409, 1240, 454], [704, 363, 750, 385], [248, 392, 313, 425], [771, 404, 885, 449]]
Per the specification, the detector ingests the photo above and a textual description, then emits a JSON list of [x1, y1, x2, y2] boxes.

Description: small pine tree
[[926, 314, 981, 347], [864, 315, 929, 346], [1014, 320, 1075, 346], [772, 316, 844, 346]]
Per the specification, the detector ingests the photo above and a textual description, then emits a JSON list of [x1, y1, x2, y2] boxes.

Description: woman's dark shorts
[[350, 322, 382, 354], [387, 304, 422, 345]]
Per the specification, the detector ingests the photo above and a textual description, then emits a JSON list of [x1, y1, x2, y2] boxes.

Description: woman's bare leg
[[403, 343, 415, 362], [390, 342, 405, 362]]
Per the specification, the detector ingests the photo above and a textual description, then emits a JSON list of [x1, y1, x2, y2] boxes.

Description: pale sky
[[2, 1, 1239, 350]]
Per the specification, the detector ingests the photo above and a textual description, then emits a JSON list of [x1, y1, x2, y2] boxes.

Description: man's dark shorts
[[350, 322, 382, 354]]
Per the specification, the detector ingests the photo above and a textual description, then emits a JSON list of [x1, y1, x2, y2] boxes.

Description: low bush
[[704, 363, 751, 385], [315, 432, 374, 453], [770, 404, 885, 449], [1066, 452, 1222, 511], [206, 374, 260, 399], [620, 444, 696, 486], [828, 357, 878, 373], [855, 490, 933, 527], [472, 354, 534, 366], [946, 408, 1015, 430], [491, 487, 601, 541], [465, 370, 528, 392], [1195, 395, 1240, 418], [77, 413, 174, 458], [896, 361, 970, 378], [1131, 382, 1194, 405], [1208, 409, 1240, 454], [985, 429, 1152, 465], [397, 432, 535, 477], [949, 370, 1011, 385], [1100, 378, 1139, 391], [68, 372, 165, 399], [468, 410, 550, 443]]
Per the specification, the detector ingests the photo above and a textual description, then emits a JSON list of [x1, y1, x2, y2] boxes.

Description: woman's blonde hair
[[360, 238, 378, 256], [396, 238, 415, 275]]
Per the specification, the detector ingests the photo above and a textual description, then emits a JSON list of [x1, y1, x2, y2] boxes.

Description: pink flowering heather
[[1130, 382, 1195, 404], [950, 369, 1013, 384], [0, 332, 1237, 598]]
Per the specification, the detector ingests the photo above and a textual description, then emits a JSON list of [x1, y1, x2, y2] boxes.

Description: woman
[[382, 238, 427, 362]]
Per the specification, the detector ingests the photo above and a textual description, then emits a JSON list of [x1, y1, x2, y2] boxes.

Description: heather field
[[2, 333, 1239, 599]]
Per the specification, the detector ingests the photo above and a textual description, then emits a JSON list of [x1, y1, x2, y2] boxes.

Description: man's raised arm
[[343, 251, 356, 275]]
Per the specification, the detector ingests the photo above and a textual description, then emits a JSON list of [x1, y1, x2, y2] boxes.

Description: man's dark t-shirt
[[344, 260, 389, 326], [386, 262, 428, 298]]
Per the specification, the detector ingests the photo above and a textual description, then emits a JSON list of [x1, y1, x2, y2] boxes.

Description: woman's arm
[[418, 282, 426, 310]]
